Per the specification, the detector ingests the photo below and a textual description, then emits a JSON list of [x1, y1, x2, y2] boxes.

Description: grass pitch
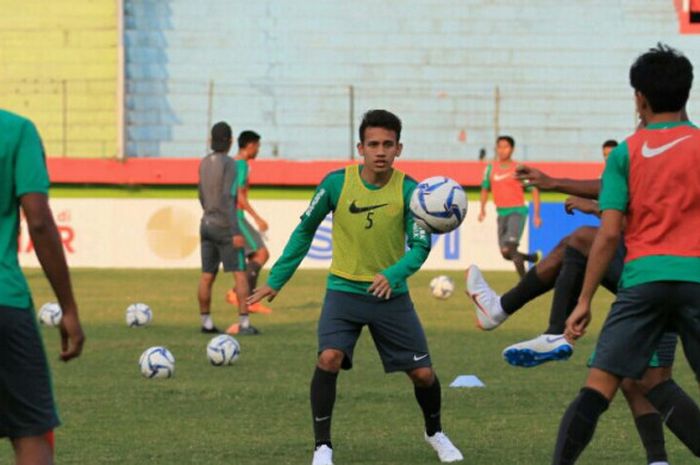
[[2, 269, 698, 464]]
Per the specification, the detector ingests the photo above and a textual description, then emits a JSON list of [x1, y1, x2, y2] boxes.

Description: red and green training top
[[481, 161, 531, 216], [599, 121, 700, 288]]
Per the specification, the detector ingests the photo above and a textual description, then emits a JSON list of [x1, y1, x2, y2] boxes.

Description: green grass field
[[2, 269, 698, 464]]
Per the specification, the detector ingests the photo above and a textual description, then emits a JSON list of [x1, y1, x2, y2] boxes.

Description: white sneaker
[[502, 334, 574, 368], [312, 445, 333, 465], [465, 265, 507, 330], [424, 431, 464, 462]]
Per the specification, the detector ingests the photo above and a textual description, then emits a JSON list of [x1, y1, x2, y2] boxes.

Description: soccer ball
[[430, 275, 455, 300], [38, 302, 62, 326], [139, 346, 175, 379], [126, 303, 152, 327], [410, 177, 468, 234], [206, 335, 241, 366]]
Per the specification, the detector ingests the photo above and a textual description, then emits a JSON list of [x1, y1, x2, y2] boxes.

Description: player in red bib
[[478, 135, 542, 278]]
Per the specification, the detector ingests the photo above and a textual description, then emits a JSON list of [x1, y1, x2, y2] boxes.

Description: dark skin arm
[[515, 166, 600, 199], [21, 193, 84, 361]]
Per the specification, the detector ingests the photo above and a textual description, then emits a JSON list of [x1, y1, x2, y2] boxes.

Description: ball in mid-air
[[430, 275, 455, 300], [410, 177, 467, 234], [38, 302, 62, 326]]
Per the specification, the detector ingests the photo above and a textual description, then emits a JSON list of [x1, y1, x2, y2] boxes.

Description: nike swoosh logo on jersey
[[348, 200, 388, 214], [641, 135, 692, 158], [493, 173, 512, 181], [545, 335, 566, 344], [413, 353, 429, 362]]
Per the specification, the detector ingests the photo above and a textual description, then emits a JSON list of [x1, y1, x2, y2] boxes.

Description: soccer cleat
[[226, 323, 261, 335], [465, 265, 507, 330], [200, 325, 221, 334], [502, 334, 574, 368], [226, 290, 272, 314], [424, 431, 464, 463], [311, 444, 334, 465]]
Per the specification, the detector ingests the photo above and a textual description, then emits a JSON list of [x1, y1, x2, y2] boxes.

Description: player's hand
[[58, 308, 85, 362], [565, 301, 592, 342], [515, 165, 555, 190], [247, 284, 278, 304], [368, 274, 392, 300], [255, 218, 269, 232], [564, 196, 599, 216], [533, 215, 542, 228], [478, 210, 486, 222], [232, 234, 245, 248]]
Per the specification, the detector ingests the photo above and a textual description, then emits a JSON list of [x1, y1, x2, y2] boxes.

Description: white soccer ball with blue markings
[[206, 335, 241, 366], [430, 275, 455, 300], [139, 346, 175, 379], [126, 303, 152, 327], [38, 302, 62, 326], [410, 177, 468, 234]]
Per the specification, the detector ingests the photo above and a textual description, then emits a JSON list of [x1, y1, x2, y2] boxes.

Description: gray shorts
[[238, 215, 265, 257], [200, 222, 245, 274], [0, 306, 60, 438], [497, 212, 526, 249], [589, 332, 677, 368], [318, 290, 431, 373], [591, 281, 700, 380]]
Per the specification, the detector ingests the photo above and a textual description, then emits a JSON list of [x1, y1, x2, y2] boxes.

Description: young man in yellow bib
[[249, 110, 463, 465]]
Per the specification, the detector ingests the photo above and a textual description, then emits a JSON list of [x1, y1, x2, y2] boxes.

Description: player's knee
[[256, 247, 270, 264], [500, 247, 514, 260], [638, 367, 672, 394], [408, 367, 435, 388], [567, 226, 597, 254], [200, 273, 216, 286], [317, 349, 344, 372]]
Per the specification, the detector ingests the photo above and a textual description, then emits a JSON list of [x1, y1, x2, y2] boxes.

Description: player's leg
[[224, 243, 258, 335], [619, 378, 668, 465], [12, 435, 54, 465], [311, 290, 365, 465], [198, 224, 221, 333], [552, 283, 668, 464], [368, 294, 462, 462], [467, 234, 567, 330], [232, 217, 272, 314], [1, 307, 60, 465]]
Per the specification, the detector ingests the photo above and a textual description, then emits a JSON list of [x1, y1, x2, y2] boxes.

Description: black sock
[[501, 266, 553, 315], [646, 379, 700, 457], [545, 247, 586, 334], [634, 413, 667, 463], [247, 261, 262, 292], [310, 367, 338, 449], [513, 253, 526, 278], [521, 251, 539, 262], [552, 387, 609, 465], [414, 377, 442, 436]]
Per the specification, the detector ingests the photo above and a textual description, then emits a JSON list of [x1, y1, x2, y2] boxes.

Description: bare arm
[[516, 166, 601, 199], [21, 193, 84, 361], [478, 188, 489, 222], [531, 187, 542, 228], [238, 187, 268, 231]]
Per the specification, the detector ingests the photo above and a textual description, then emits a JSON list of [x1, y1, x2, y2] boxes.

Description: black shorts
[[591, 281, 700, 380], [200, 222, 245, 274], [0, 305, 60, 438], [600, 240, 626, 293], [318, 290, 431, 373]]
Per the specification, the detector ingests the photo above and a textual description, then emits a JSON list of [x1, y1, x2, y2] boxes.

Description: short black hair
[[497, 135, 515, 148], [237, 130, 261, 149], [211, 121, 232, 152], [602, 139, 618, 149], [630, 43, 693, 113], [359, 109, 402, 143]]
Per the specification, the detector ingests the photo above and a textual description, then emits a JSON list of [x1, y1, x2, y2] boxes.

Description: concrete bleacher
[[0, 0, 118, 158]]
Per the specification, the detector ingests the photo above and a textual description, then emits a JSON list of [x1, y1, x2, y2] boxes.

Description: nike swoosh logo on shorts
[[413, 353, 429, 361], [348, 200, 388, 214], [493, 173, 511, 181], [545, 335, 566, 344], [641, 135, 692, 158]]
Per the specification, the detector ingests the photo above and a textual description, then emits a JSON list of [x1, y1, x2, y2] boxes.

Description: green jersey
[[232, 159, 249, 219], [0, 110, 50, 309], [267, 167, 431, 295]]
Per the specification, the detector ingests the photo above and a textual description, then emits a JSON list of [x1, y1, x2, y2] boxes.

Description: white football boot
[[425, 431, 464, 462], [502, 334, 574, 368], [465, 265, 507, 330], [311, 445, 334, 465]]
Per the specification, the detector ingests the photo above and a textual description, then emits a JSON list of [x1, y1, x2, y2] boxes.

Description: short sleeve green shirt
[[0, 110, 50, 308]]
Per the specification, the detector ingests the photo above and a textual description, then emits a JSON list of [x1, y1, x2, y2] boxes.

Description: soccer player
[[1, 109, 85, 465], [552, 44, 700, 464], [601, 139, 618, 161], [249, 110, 463, 464], [225, 130, 272, 316], [197, 122, 258, 335], [478, 135, 542, 277]]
